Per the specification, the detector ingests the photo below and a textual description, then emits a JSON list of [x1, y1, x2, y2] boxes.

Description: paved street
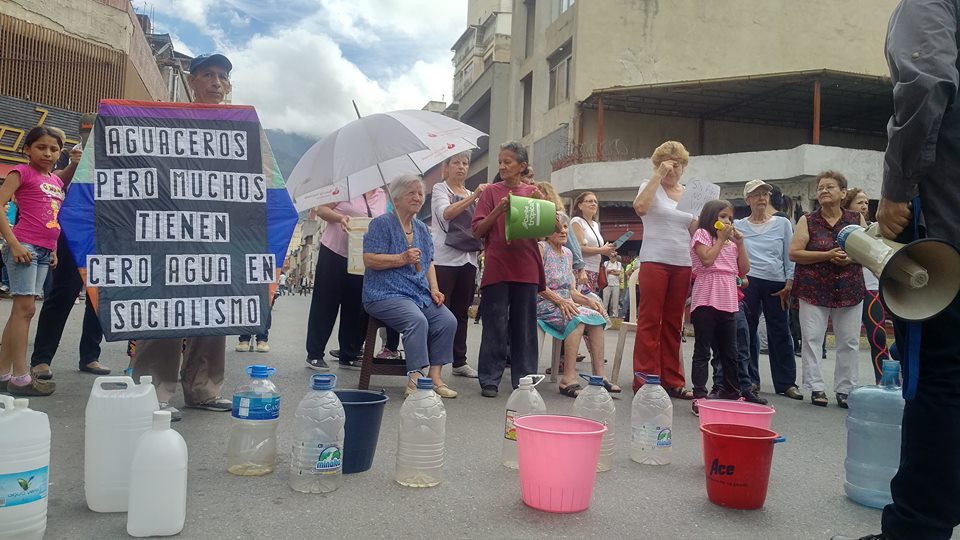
[[5, 294, 940, 540]]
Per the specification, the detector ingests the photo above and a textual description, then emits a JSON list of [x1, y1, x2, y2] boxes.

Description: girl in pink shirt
[[689, 200, 762, 405], [0, 127, 66, 397]]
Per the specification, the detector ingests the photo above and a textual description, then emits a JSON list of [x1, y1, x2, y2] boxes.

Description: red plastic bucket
[[514, 415, 607, 513], [700, 423, 785, 510]]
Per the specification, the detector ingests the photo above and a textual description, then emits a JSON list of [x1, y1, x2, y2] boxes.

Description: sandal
[[836, 393, 849, 409], [602, 380, 622, 393], [811, 391, 828, 407], [559, 383, 582, 398], [665, 387, 695, 400]]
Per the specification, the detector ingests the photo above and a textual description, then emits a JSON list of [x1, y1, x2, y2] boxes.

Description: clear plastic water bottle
[[844, 359, 905, 508], [289, 374, 345, 493], [502, 375, 547, 469], [573, 374, 616, 472], [395, 377, 446, 487], [227, 365, 280, 476], [630, 372, 673, 465]]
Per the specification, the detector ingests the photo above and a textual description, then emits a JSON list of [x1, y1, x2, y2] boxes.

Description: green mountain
[[264, 129, 318, 180]]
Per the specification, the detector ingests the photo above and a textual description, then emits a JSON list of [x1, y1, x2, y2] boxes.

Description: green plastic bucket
[[505, 194, 557, 241]]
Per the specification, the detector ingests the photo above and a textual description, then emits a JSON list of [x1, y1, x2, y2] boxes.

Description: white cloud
[[160, 1, 467, 137], [228, 29, 454, 138]]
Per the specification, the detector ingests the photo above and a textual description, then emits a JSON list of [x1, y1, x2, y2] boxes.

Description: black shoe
[[836, 393, 849, 409], [330, 349, 341, 359], [741, 390, 768, 405], [481, 386, 498, 398], [338, 359, 362, 370], [306, 357, 330, 371], [830, 535, 885, 540]]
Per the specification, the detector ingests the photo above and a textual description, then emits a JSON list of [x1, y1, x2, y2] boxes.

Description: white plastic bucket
[[84, 376, 159, 512], [0, 396, 50, 540]]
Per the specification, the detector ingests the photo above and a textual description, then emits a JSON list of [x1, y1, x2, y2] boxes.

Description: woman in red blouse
[[789, 171, 866, 408]]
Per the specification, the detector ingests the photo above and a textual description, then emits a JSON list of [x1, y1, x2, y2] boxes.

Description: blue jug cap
[[635, 371, 660, 385], [580, 374, 604, 386], [311, 373, 336, 390], [882, 359, 900, 373], [416, 377, 433, 390], [247, 365, 275, 378]]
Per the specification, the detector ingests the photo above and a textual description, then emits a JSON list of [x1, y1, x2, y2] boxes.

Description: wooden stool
[[358, 317, 408, 390]]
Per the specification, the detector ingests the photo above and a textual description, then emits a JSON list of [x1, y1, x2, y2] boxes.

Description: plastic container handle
[[0, 394, 14, 410], [94, 376, 135, 390], [774, 436, 786, 444], [529, 374, 546, 387]]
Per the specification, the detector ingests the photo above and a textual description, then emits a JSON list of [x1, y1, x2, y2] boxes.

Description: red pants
[[632, 262, 691, 392]]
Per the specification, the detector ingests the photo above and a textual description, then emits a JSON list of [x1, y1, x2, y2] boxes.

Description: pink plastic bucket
[[697, 399, 775, 429], [514, 415, 607, 513]]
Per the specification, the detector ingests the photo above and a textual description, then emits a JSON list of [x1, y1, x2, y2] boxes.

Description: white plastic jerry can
[[127, 411, 188, 537], [0, 396, 51, 540]]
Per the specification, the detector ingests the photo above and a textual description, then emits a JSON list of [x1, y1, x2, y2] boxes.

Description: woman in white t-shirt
[[432, 152, 487, 378], [570, 191, 616, 294], [631, 141, 697, 397]]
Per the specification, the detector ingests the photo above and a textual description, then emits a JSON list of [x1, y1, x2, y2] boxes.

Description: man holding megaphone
[[833, 2, 960, 539]]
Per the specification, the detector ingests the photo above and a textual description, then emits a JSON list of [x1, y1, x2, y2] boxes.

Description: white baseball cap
[[743, 179, 772, 198]]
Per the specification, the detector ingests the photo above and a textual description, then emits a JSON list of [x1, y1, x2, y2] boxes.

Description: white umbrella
[[286, 109, 487, 211]]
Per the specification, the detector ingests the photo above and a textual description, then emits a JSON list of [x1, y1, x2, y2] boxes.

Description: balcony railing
[[551, 139, 630, 172]]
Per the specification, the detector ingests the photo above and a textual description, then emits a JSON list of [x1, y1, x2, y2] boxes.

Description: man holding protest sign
[[129, 53, 241, 420]]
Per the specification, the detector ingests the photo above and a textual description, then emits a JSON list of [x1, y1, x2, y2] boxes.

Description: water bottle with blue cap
[[227, 365, 280, 476], [630, 372, 673, 465], [844, 359, 905, 508], [290, 374, 345, 493], [573, 374, 616, 471], [395, 374, 446, 487]]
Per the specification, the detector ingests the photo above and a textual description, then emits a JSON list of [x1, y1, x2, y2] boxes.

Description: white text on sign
[[136, 211, 230, 242], [94, 168, 158, 200], [111, 295, 260, 332], [104, 126, 247, 159], [165, 254, 232, 286], [169, 169, 266, 202], [245, 254, 276, 284], [86, 255, 152, 287]]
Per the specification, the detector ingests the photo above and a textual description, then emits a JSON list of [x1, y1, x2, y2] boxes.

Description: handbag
[[598, 261, 608, 290], [438, 184, 483, 252]]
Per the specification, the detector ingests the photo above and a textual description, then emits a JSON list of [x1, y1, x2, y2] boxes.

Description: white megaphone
[[838, 223, 960, 322]]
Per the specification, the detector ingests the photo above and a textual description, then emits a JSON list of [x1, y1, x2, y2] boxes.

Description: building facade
[[451, 0, 513, 187], [508, 0, 900, 240]]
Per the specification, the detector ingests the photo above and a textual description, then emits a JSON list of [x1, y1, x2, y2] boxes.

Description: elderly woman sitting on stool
[[363, 174, 459, 398]]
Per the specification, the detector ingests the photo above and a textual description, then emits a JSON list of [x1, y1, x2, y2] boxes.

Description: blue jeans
[[742, 276, 798, 393], [364, 296, 456, 373], [2, 242, 52, 296]]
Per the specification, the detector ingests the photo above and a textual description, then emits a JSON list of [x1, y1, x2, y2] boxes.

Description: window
[[550, 0, 574, 22], [525, 0, 536, 59], [548, 46, 571, 109], [521, 73, 533, 137]]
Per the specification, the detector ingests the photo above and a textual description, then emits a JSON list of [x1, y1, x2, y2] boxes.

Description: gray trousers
[[364, 297, 456, 373], [133, 336, 226, 404]]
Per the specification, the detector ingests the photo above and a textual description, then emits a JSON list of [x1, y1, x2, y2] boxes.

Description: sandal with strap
[[559, 383, 582, 398], [811, 391, 828, 407], [602, 380, 622, 393], [665, 387, 695, 400]]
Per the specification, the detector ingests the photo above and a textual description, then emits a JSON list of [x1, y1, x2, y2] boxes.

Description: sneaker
[[159, 402, 183, 422], [452, 365, 479, 378], [236, 341, 251, 352], [481, 385, 498, 398], [188, 396, 232, 412], [8, 377, 55, 397], [375, 347, 400, 360], [256, 342, 270, 353], [306, 357, 330, 371], [338, 359, 362, 370], [741, 390, 768, 405]]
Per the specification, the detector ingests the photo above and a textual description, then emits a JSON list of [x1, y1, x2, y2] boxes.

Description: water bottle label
[[232, 395, 281, 420], [314, 443, 343, 474], [504, 409, 518, 441], [0, 466, 48, 508], [632, 424, 672, 450]]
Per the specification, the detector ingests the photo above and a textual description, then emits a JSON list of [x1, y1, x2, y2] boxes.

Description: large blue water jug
[[844, 360, 904, 508]]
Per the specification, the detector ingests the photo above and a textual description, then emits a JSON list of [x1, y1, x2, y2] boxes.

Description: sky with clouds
[[142, 0, 467, 139]]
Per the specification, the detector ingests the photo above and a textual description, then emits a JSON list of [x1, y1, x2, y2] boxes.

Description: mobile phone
[[612, 231, 634, 248]]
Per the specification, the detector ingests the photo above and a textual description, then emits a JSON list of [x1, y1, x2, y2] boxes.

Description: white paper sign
[[676, 179, 721, 217]]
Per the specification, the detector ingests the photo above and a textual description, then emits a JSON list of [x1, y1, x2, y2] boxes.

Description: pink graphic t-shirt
[[690, 228, 740, 313], [10, 164, 64, 251]]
